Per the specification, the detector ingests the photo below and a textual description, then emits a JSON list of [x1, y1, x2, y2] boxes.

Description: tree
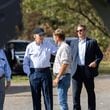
[[21, 0, 110, 51]]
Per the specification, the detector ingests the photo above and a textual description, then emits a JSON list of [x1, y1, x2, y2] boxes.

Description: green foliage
[[99, 61, 110, 74], [12, 75, 28, 83], [21, 0, 110, 51]]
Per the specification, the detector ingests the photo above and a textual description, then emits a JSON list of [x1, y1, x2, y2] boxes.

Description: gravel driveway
[[4, 75, 110, 110]]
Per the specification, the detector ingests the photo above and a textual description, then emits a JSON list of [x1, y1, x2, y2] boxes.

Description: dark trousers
[[29, 68, 53, 110], [72, 66, 96, 110], [0, 77, 5, 110]]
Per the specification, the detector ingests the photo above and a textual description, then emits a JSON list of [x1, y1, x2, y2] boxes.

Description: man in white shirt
[[23, 27, 57, 110], [53, 28, 71, 110], [0, 49, 12, 110], [70, 24, 103, 110]]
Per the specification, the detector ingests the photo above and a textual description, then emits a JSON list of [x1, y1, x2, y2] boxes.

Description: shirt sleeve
[[23, 46, 31, 76], [2, 50, 12, 81], [60, 47, 71, 64], [94, 40, 103, 65], [50, 41, 57, 55]]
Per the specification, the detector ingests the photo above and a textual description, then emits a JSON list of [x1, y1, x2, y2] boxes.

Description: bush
[[104, 45, 110, 61]]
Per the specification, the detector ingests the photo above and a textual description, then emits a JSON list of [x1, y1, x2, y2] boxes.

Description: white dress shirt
[[78, 39, 86, 65], [23, 39, 57, 76], [53, 42, 71, 75], [0, 49, 11, 80], [11, 49, 14, 60]]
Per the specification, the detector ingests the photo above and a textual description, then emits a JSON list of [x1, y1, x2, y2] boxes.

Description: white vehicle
[[5, 39, 31, 74]]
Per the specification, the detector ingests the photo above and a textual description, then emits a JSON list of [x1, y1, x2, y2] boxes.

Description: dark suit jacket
[[70, 37, 103, 78], [4, 49, 17, 70]]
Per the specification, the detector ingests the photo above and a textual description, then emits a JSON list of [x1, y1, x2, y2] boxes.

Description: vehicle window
[[7, 42, 29, 51]]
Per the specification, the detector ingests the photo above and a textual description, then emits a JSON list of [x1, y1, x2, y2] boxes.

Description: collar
[[58, 41, 65, 47], [79, 38, 86, 42], [34, 41, 44, 46]]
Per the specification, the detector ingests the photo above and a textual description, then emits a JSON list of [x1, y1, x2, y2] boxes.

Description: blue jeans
[[57, 74, 71, 110]]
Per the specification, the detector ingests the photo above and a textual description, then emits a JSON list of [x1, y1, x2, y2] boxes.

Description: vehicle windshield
[[14, 42, 29, 51], [7, 42, 29, 51]]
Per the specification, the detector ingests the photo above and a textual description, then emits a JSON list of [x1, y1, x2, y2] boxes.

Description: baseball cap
[[32, 28, 45, 36]]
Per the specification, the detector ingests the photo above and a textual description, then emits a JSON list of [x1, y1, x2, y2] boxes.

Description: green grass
[[11, 61, 110, 83], [99, 61, 110, 74], [11, 75, 28, 83]]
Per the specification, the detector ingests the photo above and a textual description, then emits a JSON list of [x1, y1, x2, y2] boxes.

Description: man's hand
[[88, 61, 97, 68], [53, 64, 69, 87], [53, 77, 60, 87], [5, 80, 11, 89]]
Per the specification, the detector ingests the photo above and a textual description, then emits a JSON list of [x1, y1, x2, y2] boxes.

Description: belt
[[63, 73, 70, 76], [0, 74, 5, 80], [78, 65, 85, 68], [78, 64, 85, 67], [54, 73, 70, 76], [30, 67, 50, 73]]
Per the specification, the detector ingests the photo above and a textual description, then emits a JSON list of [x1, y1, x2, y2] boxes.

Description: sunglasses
[[76, 29, 85, 33]]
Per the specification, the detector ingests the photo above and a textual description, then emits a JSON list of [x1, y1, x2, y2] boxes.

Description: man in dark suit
[[70, 24, 103, 110], [4, 43, 17, 71]]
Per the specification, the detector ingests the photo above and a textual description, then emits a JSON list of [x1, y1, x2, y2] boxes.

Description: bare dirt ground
[[4, 75, 110, 110]]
